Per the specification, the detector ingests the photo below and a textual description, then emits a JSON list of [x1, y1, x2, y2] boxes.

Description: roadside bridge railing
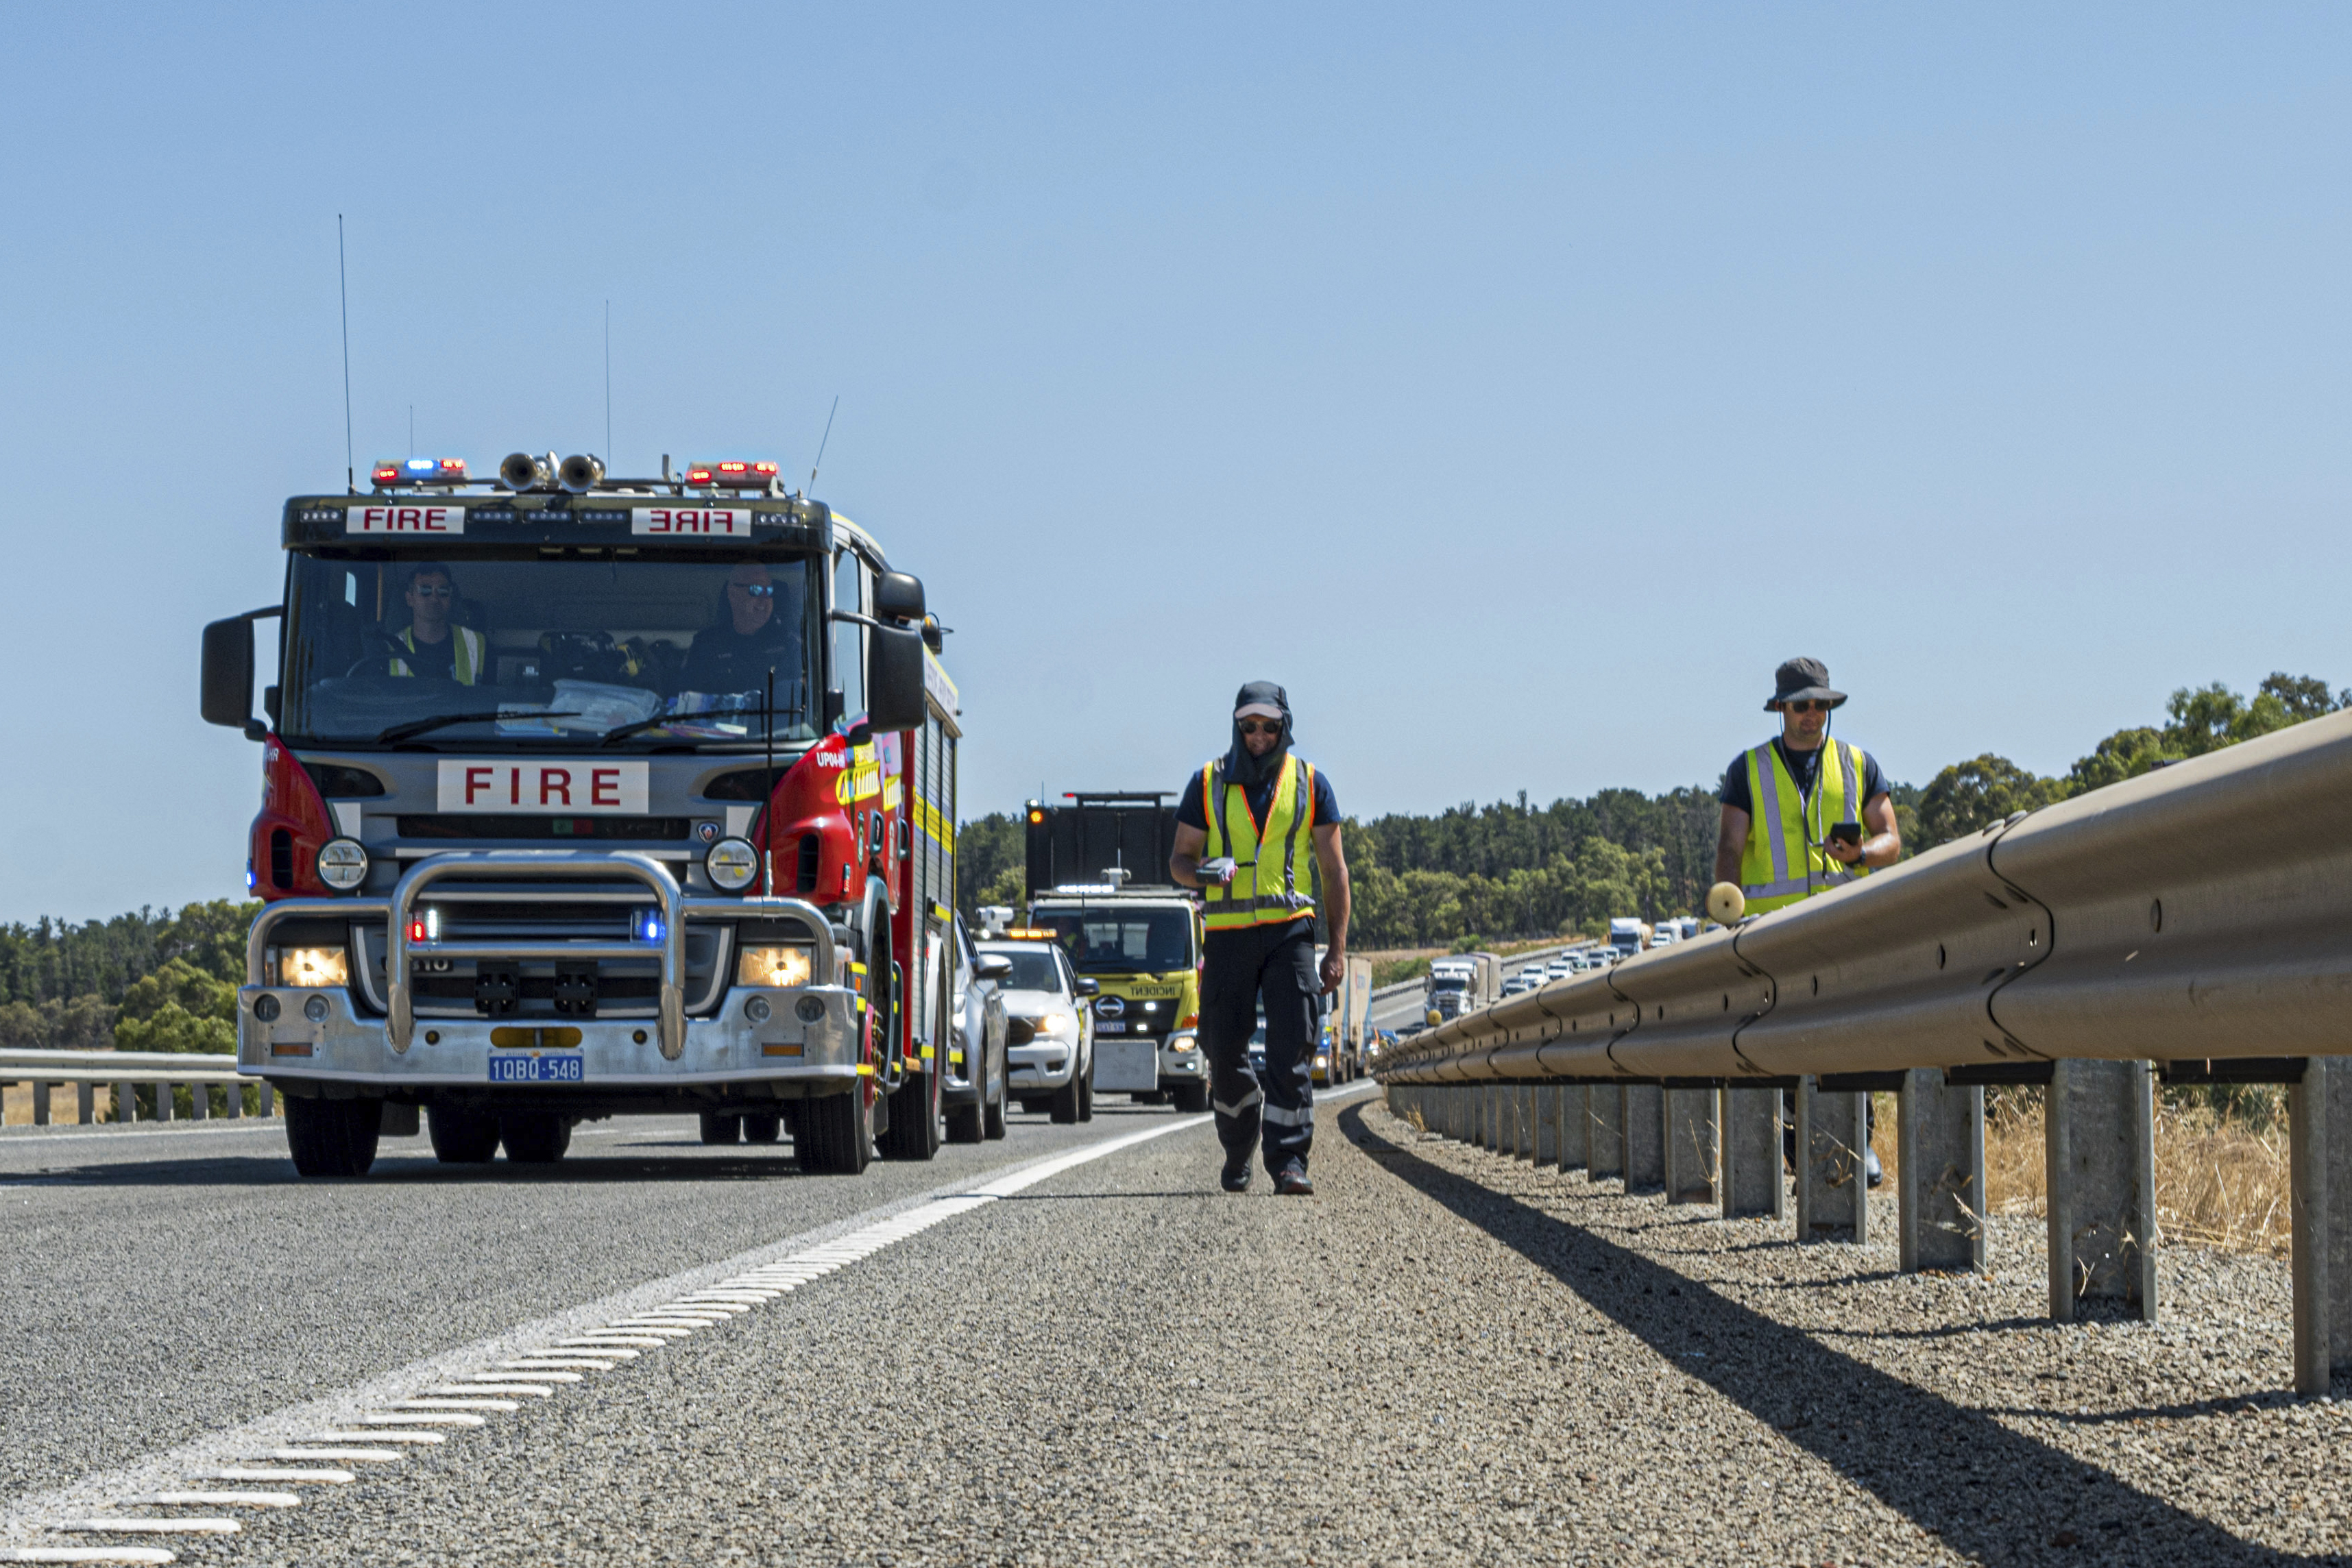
[[1375, 708, 2352, 1396], [0, 1049, 270, 1127]]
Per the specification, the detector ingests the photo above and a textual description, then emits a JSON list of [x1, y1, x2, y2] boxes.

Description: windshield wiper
[[598, 708, 797, 746], [376, 711, 580, 745]]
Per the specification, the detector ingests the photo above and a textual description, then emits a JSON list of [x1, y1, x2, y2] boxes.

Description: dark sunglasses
[[409, 584, 454, 600], [1781, 700, 1832, 713], [731, 583, 775, 598], [1237, 718, 1283, 736]]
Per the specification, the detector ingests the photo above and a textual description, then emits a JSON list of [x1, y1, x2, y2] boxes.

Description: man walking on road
[[1715, 657, 1901, 1184], [1171, 682, 1350, 1197]]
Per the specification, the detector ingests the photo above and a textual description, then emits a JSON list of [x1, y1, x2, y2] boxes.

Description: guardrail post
[[1623, 1085, 1664, 1193], [77, 1082, 94, 1125], [1900, 1070, 1985, 1273], [1560, 1086, 1586, 1172], [1664, 1088, 1718, 1205], [2288, 1056, 2349, 1396], [189, 1079, 208, 1121], [1534, 1087, 1559, 1165], [112, 1081, 130, 1123], [1588, 1086, 1624, 1181], [224, 1078, 241, 1119], [1795, 1078, 1869, 1242], [1719, 1086, 1784, 1219], [1516, 1087, 1535, 1160], [2045, 1058, 2156, 1321], [151, 1081, 171, 1123], [33, 1081, 50, 1126]]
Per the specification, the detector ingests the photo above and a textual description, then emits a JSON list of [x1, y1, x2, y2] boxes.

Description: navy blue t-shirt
[[1176, 757, 1339, 840], [1720, 738, 1887, 814]]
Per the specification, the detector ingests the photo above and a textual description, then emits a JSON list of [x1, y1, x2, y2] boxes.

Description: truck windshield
[[1429, 974, 1467, 990], [279, 552, 823, 750], [1028, 908, 1196, 973]]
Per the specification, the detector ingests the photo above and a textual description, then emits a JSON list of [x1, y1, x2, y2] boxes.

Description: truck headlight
[[1167, 1032, 1197, 1053], [317, 837, 368, 891], [706, 837, 761, 892], [282, 947, 349, 987], [737, 944, 812, 988]]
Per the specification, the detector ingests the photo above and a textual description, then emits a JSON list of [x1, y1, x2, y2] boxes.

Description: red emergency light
[[372, 458, 468, 489], [687, 460, 781, 488]]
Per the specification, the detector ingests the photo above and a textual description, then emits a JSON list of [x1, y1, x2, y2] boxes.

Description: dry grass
[[1976, 1088, 2292, 1258]]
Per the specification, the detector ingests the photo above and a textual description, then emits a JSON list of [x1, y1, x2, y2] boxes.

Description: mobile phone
[[1826, 822, 1862, 847]]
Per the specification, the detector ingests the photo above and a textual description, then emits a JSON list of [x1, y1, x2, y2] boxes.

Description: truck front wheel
[[699, 1114, 742, 1145], [285, 1097, 382, 1178], [500, 1112, 572, 1164], [798, 1088, 874, 1174], [1171, 1081, 1209, 1115]]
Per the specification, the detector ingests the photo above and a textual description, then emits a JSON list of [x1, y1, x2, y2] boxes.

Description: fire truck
[[199, 451, 966, 1178]]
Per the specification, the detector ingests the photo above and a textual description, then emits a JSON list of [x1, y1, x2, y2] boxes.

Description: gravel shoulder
[[18, 1089, 2347, 1565]]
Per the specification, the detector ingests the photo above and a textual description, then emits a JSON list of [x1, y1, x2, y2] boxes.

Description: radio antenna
[[604, 299, 613, 467], [337, 215, 354, 493], [806, 395, 839, 491]]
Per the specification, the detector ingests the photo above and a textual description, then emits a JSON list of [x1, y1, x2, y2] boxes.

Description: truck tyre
[[880, 1070, 941, 1160], [427, 1105, 500, 1164], [285, 1097, 382, 1178], [1050, 1073, 1080, 1125], [1077, 1057, 1095, 1122], [798, 1088, 873, 1175], [699, 1113, 742, 1145], [945, 1095, 983, 1144], [742, 1112, 781, 1144], [1172, 1081, 1209, 1114], [500, 1112, 571, 1164], [983, 1053, 1008, 1140]]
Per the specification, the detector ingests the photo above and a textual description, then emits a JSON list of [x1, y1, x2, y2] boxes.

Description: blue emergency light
[[639, 911, 664, 942], [370, 458, 469, 488]]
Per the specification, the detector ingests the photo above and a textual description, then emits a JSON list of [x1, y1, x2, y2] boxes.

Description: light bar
[[371, 458, 468, 488], [686, 459, 781, 487]]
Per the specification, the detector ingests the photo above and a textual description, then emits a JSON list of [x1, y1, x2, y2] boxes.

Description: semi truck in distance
[[201, 451, 967, 1179], [1608, 918, 1651, 959], [1424, 951, 1500, 1024], [1315, 953, 1373, 1084], [1020, 792, 1209, 1112]]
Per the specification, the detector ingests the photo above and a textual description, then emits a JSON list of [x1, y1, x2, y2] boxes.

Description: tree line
[[957, 671, 2341, 949], [0, 902, 252, 1054]]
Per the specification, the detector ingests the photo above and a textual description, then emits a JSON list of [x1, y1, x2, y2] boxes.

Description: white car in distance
[[976, 938, 1097, 1125]]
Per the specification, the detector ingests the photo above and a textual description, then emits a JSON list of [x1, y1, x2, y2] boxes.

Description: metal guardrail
[[0, 1049, 269, 1126], [1376, 709, 2352, 1396]]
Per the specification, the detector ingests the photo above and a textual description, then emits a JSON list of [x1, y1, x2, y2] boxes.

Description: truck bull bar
[[245, 850, 838, 1064]]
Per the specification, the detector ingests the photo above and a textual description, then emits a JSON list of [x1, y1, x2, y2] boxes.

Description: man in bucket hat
[[1169, 682, 1349, 1197], [1714, 657, 1900, 1186], [1712, 657, 1900, 911]]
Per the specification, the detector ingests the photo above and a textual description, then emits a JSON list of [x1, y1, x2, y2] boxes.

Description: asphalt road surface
[[5, 1085, 2343, 1566]]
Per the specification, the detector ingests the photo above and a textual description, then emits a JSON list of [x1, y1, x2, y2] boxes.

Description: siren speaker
[[557, 454, 604, 493], [500, 452, 550, 490], [1706, 881, 1746, 926]]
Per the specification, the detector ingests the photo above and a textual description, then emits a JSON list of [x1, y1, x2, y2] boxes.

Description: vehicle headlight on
[[316, 837, 368, 891], [1037, 1012, 1072, 1036], [705, 837, 760, 892], [1167, 1033, 1197, 1053], [738, 944, 813, 988], [281, 946, 349, 988]]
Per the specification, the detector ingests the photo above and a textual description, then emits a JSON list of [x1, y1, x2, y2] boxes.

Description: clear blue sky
[[5, 4, 2349, 922]]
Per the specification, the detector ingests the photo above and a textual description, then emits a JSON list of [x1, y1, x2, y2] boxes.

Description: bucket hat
[[1766, 657, 1846, 711]]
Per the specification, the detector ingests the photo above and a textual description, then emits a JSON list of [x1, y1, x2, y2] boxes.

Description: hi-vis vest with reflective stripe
[[1738, 738, 1871, 916], [390, 625, 485, 685], [1200, 754, 1318, 932]]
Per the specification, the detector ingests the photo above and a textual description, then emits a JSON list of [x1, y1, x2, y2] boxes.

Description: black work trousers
[[1198, 916, 1319, 1174]]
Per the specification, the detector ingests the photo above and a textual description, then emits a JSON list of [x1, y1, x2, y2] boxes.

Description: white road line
[[191, 1470, 350, 1485], [0, 1549, 178, 1564], [300, 1431, 443, 1445], [50, 1521, 236, 1536], [351, 1412, 485, 1428], [0, 1112, 1226, 1553], [121, 1495, 297, 1510]]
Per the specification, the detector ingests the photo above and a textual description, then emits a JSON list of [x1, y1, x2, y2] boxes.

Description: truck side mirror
[[873, 571, 925, 624], [201, 616, 257, 731], [865, 623, 926, 733]]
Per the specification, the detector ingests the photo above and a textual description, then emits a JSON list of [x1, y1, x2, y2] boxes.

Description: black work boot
[[1274, 1162, 1314, 1196], [1221, 1151, 1253, 1192]]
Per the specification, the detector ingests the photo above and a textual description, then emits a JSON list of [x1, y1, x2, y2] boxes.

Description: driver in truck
[[387, 564, 486, 685], [681, 561, 804, 694]]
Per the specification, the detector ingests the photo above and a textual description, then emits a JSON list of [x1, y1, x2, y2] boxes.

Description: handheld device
[[1196, 857, 1238, 886], [1826, 822, 1862, 848]]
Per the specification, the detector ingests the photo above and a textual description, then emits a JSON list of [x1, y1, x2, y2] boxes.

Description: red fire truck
[[199, 452, 969, 1178]]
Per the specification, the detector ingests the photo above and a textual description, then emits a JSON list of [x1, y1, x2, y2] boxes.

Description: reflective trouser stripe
[[1213, 1090, 1264, 1118], [1262, 1101, 1312, 1128]]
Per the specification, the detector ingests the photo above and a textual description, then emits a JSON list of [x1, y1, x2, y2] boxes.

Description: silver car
[[978, 938, 1097, 1123], [941, 913, 1010, 1143]]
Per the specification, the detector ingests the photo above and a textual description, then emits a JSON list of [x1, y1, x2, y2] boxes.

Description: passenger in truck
[[679, 561, 803, 698], [387, 563, 486, 685]]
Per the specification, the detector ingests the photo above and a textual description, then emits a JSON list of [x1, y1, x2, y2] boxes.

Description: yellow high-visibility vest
[[390, 625, 485, 685], [1738, 738, 1871, 916], [1200, 754, 1319, 932]]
